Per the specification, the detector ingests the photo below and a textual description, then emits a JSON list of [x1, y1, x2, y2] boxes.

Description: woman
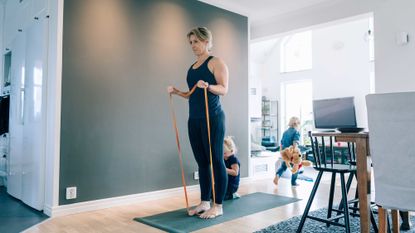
[[167, 27, 229, 219]]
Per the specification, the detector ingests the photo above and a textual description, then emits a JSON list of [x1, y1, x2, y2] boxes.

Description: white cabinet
[[3, 0, 49, 211], [7, 33, 26, 199], [6, 17, 48, 211], [3, 0, 49, 47], [250, 151, 280, 178], [20, 18, 48, 211], [32, 0, 48, 18]]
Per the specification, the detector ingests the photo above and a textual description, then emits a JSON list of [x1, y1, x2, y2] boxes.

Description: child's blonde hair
[[288, 116, 301, 129], [224, 136, 237, 154]]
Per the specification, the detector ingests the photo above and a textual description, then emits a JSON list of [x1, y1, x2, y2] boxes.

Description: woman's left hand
[[196, 80, 209, 89]]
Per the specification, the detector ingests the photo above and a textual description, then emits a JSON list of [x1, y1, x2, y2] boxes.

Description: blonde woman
[[223, 136, 240, 200], [167, 27, 229, 219], [273, 117, 301, 187]]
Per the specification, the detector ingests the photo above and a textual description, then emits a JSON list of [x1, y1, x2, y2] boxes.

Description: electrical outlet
[[193, 171, 199, 180], [66, 187, 77, 199]]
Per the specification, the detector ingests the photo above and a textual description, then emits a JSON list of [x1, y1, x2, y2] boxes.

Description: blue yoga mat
[[134, 192, 300, 233]]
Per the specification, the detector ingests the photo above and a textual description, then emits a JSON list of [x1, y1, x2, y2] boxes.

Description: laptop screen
[[312, 97, 357, 129]]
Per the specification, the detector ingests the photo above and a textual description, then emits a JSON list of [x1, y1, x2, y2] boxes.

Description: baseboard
[[43, 204, 53, 216], [49, 185, 199, 217], [47, 177, 254, 217]]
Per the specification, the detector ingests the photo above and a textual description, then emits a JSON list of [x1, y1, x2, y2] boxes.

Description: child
[[274, 116, 301, 187], [223, 136, 240, 200]]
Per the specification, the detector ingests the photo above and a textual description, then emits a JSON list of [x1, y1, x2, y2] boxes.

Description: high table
[[311, 131, 371, 233]]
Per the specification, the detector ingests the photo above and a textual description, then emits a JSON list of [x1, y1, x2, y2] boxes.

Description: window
[[280, 30, 312, 73], [281, 80, 313, 145]]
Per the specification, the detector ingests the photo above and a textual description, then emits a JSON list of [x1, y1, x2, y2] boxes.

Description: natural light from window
[[280, 30, 312, 73], [281, 80, 313, 144]]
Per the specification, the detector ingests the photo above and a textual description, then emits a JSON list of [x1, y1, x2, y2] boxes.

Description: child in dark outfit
[[223, 136, 240, 200]]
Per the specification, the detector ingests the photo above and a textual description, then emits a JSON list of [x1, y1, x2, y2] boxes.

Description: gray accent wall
[[60, 0, 248, 204]]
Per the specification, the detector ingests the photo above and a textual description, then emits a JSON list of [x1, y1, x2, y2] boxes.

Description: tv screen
[[312, 97, 357, 129]]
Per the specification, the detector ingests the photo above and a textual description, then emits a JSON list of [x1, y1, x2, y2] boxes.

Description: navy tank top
[[187, 56, 223, 119]]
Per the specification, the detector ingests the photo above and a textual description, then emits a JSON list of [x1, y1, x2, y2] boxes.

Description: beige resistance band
[[169, 84, 217, 210]]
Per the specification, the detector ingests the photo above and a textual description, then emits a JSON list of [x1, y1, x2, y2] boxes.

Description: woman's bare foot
[[188, 201, 210, 216], [199, 204, 223, 219]]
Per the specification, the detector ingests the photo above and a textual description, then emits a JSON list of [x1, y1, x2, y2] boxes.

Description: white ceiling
[[199, 0, 334, 25]]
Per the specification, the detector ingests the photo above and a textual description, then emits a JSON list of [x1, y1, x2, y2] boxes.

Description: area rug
[[255, 207, 415, 233], [134, 192, 300, 233]]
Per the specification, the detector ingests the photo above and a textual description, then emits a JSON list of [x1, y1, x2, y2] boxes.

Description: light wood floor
[[25, 170, 357, 233]]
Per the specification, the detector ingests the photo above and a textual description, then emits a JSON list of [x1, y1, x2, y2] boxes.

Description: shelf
[[261, 98, 279, 140], [250, 117, 262, 122]]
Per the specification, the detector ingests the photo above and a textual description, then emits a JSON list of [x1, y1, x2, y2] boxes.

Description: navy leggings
[[188, 111, 227, 204]]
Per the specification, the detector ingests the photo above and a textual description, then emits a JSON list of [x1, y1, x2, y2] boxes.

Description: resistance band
[[168, 84, 216, 210]]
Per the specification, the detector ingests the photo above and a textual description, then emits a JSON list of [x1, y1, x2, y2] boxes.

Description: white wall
[[252, 0, 415, 95], [44, 0, 62, 215], [312, 18, 373, 128], [374, 0, 415, 92], [251, 0, 375, 40], [255, 17, 373, 131]]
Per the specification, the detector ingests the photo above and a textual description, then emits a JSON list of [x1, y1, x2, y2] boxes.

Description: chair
[[297, 132, 358, 233], [366, 92, 415, 233], [261, 136, 278, 152]]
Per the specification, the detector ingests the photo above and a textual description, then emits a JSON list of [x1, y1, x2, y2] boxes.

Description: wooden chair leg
[[391, 210, 400, 233], [379, 206, 388, 233]]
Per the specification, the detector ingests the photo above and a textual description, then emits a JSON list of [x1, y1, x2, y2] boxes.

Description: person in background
[[223, 136, 240, 200], [273, 116, 301, 187]]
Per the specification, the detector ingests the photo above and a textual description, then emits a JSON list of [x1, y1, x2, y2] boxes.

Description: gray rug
[[255, 208, 415, 233], [134, 192, 300, 233]]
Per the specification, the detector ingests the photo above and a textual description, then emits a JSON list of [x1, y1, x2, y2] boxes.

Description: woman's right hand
[[167, 86, 175, 94]]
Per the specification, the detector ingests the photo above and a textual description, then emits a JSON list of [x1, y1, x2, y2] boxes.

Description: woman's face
[[189, 34, 208, 56]]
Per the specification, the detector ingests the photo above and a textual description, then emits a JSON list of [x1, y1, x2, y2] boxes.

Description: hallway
[[0, 186, 48, 233]]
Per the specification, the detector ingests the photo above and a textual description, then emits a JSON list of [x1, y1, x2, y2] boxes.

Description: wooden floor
[[25, 170, 357, 233]]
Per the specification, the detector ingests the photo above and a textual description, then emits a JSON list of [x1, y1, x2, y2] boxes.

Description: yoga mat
[[134, 192, 300, 233]]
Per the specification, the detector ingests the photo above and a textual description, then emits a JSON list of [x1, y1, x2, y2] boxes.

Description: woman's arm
[[226, 163, 239, 176], [207, 57, 229, 96], [167, 85, 197, 99]]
